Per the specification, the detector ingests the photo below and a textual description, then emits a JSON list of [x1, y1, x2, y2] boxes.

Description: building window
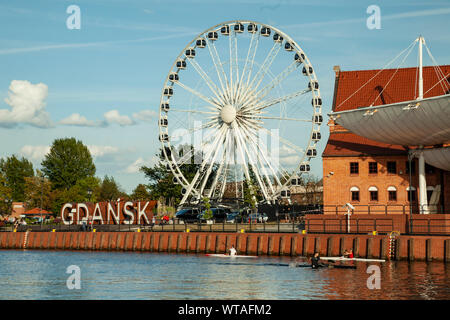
[[405, 160, 416, 175], [369, 162, 378, 174], [350, 186, 360, 202], [370, 191, 378, 201], [389, 191, 397, 201], [350, 162, 359, 174], [369, 186, 378, 202], [387, 161, 397, 174]]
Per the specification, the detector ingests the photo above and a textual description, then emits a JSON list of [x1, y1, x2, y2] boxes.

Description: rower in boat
[[228, 245, 237, 256], [343, 248, 354, 258], [310, 252, 321, 269]]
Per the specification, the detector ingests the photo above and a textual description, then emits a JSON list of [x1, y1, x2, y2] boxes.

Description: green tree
[[24, 170, 52, 211], [202, 197, 213, 220], [131, 184, 150, 200], [242, 167, 262, 209], [98, 175, 123, 201], [140, 145, 201, 207], [0, 155, 34, 201], [0, 171, 12, 216], [41, 138, 96, 190]]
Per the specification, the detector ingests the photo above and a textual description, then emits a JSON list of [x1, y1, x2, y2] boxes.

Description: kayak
[[205, 254, 258, 258], [320, 256, 385, 263], [263, 262, 356, 269]]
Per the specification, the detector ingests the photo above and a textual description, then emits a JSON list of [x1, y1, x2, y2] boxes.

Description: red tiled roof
[[323, 132, 407, 157], [23, 208, 52, 215], [333, 65, 450, 112], [326, 64, 450, 157]]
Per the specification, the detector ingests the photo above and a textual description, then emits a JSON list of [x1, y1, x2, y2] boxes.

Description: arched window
[[350, 186, 360, 202], [388, 186, 397, 201], [369, 186, 378, 202]]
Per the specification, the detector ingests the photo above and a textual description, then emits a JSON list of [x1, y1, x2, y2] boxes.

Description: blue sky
[[1, 0, 449, 193]]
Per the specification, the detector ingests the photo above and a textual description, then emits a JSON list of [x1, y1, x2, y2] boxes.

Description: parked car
[[226, 211, 249, 223], [247, 213, 268, 223], [198, 208, 231, 223], [175, 208, 200, 223]]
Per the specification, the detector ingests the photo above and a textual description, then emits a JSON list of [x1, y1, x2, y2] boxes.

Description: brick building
[[323, 65, 450, 214]]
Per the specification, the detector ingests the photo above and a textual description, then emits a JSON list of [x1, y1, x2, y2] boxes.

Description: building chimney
[[333, 65, 341, 77]]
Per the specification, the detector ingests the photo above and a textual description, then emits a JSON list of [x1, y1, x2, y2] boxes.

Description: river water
[[0, 250, 449, 300]]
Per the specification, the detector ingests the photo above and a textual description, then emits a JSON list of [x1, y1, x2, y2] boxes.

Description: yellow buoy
[[240, 229, 245, 233], [93, 229, 96, 232], [186, 228, 190, 233], [137, 229, 141, 232], [52, 229, 56, 232], [302, 230, 307, 235]]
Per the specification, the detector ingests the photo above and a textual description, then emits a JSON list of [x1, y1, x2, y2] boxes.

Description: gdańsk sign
[[60, 201, 157, 225]]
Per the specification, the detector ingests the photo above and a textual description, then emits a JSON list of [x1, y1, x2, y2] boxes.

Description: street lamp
[[87, 189, 92, 202]]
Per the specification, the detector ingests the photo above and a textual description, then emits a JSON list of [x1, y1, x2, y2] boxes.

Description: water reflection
[[0, 250, 448, 300]]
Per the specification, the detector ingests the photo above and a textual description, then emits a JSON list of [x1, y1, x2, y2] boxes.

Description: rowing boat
[[205, 254, 258, 258], [320, 256, 385, 263], [265, 263, 356, 269]]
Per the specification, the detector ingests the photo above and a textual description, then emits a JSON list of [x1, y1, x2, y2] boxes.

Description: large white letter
[[123, 201, 135, 225], [61, 203, 73, 225], [66, 5, 81, 30], [108, 202, 120, 224], [91, 203, 104, 224], [137, 202, 150, 224], [77, 203, 89, 225]]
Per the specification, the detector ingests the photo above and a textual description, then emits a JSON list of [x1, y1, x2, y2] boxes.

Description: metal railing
[[0, 217, 306, 234]]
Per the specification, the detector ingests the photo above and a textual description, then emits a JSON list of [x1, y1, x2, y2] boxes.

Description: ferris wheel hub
[[220, 104, 237, 124]]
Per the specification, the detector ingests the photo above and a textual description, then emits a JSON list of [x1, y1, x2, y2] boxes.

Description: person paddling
[[310, 252, 321, 269], [343, 248, 354, 258], [228, 245, 237, 256]]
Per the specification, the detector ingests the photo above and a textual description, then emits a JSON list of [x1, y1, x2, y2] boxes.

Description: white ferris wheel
[[158, 20, 322, 207]]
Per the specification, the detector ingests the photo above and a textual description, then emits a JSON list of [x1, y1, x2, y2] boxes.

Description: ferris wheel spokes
[[188, 58, 227, 105], [206, 38, 231, 103], [175, 81, 221, 109]]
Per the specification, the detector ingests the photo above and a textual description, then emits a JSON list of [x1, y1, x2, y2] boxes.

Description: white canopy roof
[[421, 147, 450, 171], [330, 94, 450, 146]]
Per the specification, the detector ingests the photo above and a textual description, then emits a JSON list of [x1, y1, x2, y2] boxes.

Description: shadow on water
[[0, 250, 449, 300]]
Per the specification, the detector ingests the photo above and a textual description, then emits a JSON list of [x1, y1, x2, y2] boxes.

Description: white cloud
[[59, 113, 100, 127], [59, 109, 156, 128], [19, 145, 50, 161], [132, 110, 157, 122], [280, 155, 301, 166], [87, 145, 119, 158], [104, 110, 135, 126], [125, 157, 145, 173], [19, 144, 119, 162], [125, 156, 159, 173], [0, 80, 53, 128]]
